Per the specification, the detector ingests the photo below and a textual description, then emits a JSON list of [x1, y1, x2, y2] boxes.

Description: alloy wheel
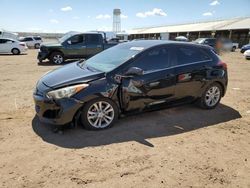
[[87, 101, 115, 128], [53, 55, 63, 64], [205, 86, 221, 107]]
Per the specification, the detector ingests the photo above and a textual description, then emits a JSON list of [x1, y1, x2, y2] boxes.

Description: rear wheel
[[11, 48, 20, 55], [80, 98, 118, 130], [231, 46, 236, 52], [198, 83, 222, 109], [50, 52, 64, 64], [34, 43, 40, 49]]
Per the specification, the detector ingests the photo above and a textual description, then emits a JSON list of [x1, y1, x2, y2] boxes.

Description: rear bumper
[[20, 47, 28, 53], [33, 94, 83, 125]]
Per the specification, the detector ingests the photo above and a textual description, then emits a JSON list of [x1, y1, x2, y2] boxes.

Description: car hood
[[242, 44, 250, 49], [41, 42, 62, 48], [40, 62, 105, 88]]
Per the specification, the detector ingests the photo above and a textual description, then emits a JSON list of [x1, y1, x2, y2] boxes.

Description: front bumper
[[37, 51, 49, 61], [33, 93, 83, 125]]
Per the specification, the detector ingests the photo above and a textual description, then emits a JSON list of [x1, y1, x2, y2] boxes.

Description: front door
[[120, 46, 176, 111], [64, 34, 86, 58]]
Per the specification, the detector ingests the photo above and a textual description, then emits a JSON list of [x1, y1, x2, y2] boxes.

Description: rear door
[[85, 34, 103, 57], [121, 46, 176, 111], [173, 45, 213, 100]]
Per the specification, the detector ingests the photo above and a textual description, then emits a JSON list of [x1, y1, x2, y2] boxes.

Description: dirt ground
[[0, 49, 249, 188]]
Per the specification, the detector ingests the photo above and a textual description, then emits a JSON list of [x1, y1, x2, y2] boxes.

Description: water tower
[[113, 9, 121, 33]]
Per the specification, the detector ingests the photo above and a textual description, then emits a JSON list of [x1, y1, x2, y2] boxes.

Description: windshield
[[59, 32, 79, 43], [82, 44, 143, 72]]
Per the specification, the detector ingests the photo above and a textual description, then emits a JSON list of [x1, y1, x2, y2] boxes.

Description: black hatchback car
[[33, 40, 228, 130]]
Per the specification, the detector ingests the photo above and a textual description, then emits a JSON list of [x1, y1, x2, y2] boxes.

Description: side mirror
[[124, 67, 144, 76], [67, 40, 72, 45]]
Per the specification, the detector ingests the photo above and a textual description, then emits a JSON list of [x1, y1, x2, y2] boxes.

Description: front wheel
[[49, 52, 64, 64], [80, 98, 119, 130], [231, 46, 236, 52], [34, 43, 40, 49], [198, 83, 222, 109]]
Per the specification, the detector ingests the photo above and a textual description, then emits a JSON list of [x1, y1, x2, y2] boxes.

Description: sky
[[0, 0, 250, 33]]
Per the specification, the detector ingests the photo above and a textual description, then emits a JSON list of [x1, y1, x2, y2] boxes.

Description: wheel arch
[[48, 50, 64, 58], [11, 48, 20, 54], [214, 81, 225, 97], [73, 96, 120, 128]]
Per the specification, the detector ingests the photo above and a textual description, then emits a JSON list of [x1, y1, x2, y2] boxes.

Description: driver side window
[[132, 47, 170, 72], [70, 35, 85, 45]]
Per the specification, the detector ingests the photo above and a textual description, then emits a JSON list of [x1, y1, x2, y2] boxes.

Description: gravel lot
[[0, 49, 250, 188]]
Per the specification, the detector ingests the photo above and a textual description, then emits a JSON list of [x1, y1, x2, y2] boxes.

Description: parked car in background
[[33, 40, 228, 130], [194, 38, 217, 49], [37, 32, 117, 64], [0, 38, 27, 55], [240, 44, 250, 53], [19, 36, 42, 49], [175, 36, 188, 42], [243, 49, 250, 59], [221, 39, 238, 52], [194, 38, 238, 52]]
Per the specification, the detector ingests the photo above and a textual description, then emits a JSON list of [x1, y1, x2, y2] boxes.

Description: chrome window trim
[[144, 59, 212, 74]]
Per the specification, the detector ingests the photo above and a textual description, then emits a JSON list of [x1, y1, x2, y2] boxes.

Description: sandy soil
[[0, 50, 249, 188]]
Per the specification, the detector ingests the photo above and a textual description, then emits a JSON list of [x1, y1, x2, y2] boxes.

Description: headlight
[[47, 83, 89, 99]]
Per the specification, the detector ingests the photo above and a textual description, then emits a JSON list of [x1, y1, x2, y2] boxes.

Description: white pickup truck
[[222, 39, 239, 52]]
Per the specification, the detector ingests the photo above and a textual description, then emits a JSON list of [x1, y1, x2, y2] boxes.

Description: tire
[[11, 48, 20, 55], [198, 83, 222, 109], [49, 52, 64, 64], [231, 46, 236, 52], [80, 98, 119, 130], [34, 43, 40, 49]]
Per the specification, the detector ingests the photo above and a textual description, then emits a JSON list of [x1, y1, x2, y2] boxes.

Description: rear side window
[[176, 46, 211, 65], [0, 39, 7, 43], [34, 37, 41, 40], [132, 47, 170, 71], [70, 35, 85, 44], [24, 37, 33, 41], [205, 39, 216, 44], [86, 34, 102, 45]]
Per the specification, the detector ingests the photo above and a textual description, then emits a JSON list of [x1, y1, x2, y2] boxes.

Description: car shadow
[[32, 103, 241, 149], [37, 59, 81, 66]]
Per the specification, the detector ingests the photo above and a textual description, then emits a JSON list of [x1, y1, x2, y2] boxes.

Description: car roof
[[119, 40, 212, 50], [0, 38, 16, 41]]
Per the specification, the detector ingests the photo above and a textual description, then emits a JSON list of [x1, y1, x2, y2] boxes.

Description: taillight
[[19, 43, 25, 47], [217, 61, 227, 70]]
